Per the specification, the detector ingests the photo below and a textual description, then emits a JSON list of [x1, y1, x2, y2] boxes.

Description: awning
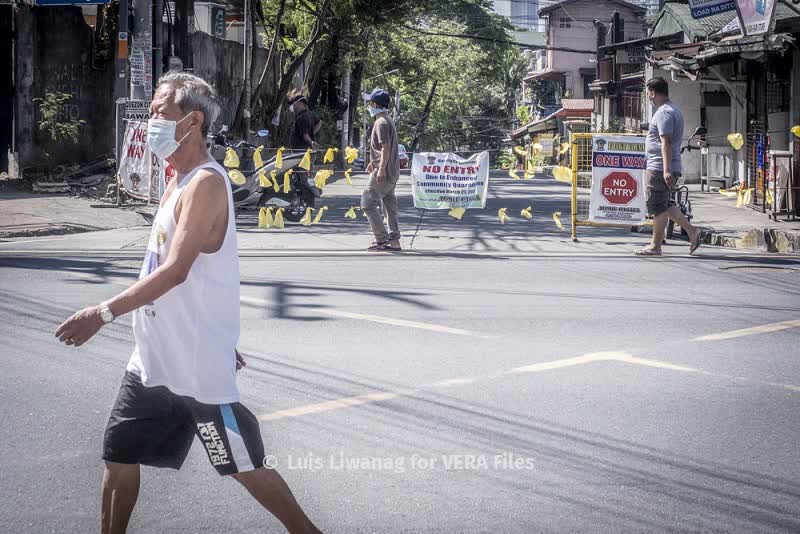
[[524, 69, 566, 82]]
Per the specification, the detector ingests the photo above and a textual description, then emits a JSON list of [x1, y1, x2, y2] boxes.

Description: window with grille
[[766, 80, 790, 113], [559, 17, 572, 28], [622, 91, 642, 122]]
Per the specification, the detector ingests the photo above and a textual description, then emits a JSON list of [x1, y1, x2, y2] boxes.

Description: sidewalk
[[0, 189, 149, 239], [689, 186, 800, 253]]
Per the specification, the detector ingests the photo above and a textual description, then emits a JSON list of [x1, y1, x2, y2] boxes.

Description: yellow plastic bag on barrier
[[498, 208, 509, 224], [258, 172, 270, 188], [743, 188, 753, 206], [449, 207, 466, 220], [272, 208, 285, 229], [766, 188, 774, 206], [275, 147, 285, 170], [270, 170, 280, 192], [345, 168, 353, 186], [521, 206, 533, 219], [345, 146, 359, 164], [513, 146, 526, 157], [559, 142, 570, 155], [283, 169, 293, 193], [727, 133, 744, 151], [345, 206, 359, 219], [524, 169, 536, 180], [553, 212, 564, 230], [314, 170, 334, 189], [736, 188, 744, 208], [532, 143, 543, 155], [299, 149, 312, 171], [258, 207, 273, 229], [313, 206, 328, 224], [552, 166, 572, 183], [228, 169, 247, 186], [224, 147, 240, 169], [253, 146, 264, 170], [324, 148, 338, 164], [508, 169, 521, 180], [792, 125, 800, 138]]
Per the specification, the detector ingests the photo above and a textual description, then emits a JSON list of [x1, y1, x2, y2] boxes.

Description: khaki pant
[[361, 172, 400, 243]]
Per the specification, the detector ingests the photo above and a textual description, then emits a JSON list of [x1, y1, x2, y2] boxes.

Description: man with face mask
[[288, 92, 321, 151], [362, 88, 402, 251], [636, 77, 701, 257], [55, 73, 323, 534]]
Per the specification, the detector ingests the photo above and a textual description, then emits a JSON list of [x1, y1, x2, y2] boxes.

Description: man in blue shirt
[[636, 77, 701, 256]]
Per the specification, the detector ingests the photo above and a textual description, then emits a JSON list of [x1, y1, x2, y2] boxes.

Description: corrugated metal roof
[[539, 0, 646, 16], [651, 2, 737, 40], [560, 99, 594, 111]]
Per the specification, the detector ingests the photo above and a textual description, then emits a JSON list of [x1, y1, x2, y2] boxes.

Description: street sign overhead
[[687, 0, 737, 18]]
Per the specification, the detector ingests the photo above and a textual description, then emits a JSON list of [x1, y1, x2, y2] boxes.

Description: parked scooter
[[209, 129, 321, 222]]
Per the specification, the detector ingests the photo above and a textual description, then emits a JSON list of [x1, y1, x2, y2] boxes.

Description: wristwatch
[[98, 302, 116, 324]]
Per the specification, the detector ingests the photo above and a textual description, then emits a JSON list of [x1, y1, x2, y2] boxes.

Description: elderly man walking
[[55, 73, 323, 534], [635, 77, 701, 257], [362, 88, 402, 251]]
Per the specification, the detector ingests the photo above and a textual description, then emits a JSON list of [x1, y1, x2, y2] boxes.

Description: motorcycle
[[209, 129, 321, 223]]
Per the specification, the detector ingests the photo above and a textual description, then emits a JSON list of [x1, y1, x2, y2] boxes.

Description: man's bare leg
[[645, 211, 669, 253], [233, 467, 323, 534], [101, 462, 140, 534], [665, 205, 698, 242]]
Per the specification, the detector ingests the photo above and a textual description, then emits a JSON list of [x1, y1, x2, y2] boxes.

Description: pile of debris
[[23, 158, 119, 200]]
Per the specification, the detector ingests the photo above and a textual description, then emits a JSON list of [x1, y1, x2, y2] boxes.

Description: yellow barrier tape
[[258, 207, 273, 229], [258, 171, 270, 188], [524, 169, 536, 180], [253, 146, 264, 170], [345, 168, 353, 186], [736, 188, 744, 208], [312, 206, 328, 224], [520, 206, 532, 219], [742, 188, 753, 206], [224, 147, 240, 169], [299, 149, 312, 171], [553, 166, 572, 183], [448, 207, 466, 220], [313, 169, 334, 189], [270, 170, 280, 192], [275, 147, 285, 170], [345, 206, 359, 219], [727, 133, 744, 151], [345, 146, 359, 164], [324, 147, 338, 164], [766, 188, 774, 206], [498, 208, 509, 224], [559, 142, 570, 155], [272, 208, 285, 229], [508, 169, 521, 180], [553, 212, 564, 230], [228, 169, 246, 186], [718, 188, 738, 197], [513, 146, 526, 157], [300, 207, 313, 226], [283, 168, 293, 193]]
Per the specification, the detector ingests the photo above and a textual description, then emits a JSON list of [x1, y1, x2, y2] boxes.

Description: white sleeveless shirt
[[127, 160, 241, 404]]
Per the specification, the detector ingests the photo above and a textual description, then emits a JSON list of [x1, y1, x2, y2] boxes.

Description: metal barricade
[[569, 132, 652, 241]]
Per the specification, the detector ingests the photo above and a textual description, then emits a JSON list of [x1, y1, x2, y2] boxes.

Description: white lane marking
[[613, 353, 700, 373], [507, 352, 625, 374], [432, 378, 476, 387], [695, 319, 800, 341], [240, 296, 480, 337]]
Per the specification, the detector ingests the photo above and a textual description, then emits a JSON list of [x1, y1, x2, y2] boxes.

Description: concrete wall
[[15, 5, 115, 169]]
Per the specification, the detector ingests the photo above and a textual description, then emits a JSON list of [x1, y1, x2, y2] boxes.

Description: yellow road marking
[[431, 378, 476, 387], [507, 352, 625, 374], [695, 319, 800, 341], [240, 296, 479, 337], [257, 390, 415, 421]]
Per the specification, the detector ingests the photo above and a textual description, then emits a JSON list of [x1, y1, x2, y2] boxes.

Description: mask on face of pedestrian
[[648, 90, 656, 106], [368, 104, 388, 118], [147, 113, 194, 160], [289, 104, 295, 113]]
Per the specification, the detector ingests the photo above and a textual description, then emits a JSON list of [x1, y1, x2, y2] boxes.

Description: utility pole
[[153, 0, 163, 81], [130, 0, 153, 100], [341, 65, 351, 155], [114, 0, 130, 165], [243, 0, 251, 141]]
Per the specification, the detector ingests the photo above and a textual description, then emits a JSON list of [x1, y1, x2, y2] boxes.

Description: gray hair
[[156, 72, 221, 136]]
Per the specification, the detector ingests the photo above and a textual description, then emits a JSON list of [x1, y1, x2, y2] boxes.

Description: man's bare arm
[[660, 134, 674, 186], [55, 171, 226, 346]]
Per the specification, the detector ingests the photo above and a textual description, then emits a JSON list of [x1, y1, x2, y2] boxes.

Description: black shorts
[[646, 170, 679, 216], [102, 372, 266, 476]]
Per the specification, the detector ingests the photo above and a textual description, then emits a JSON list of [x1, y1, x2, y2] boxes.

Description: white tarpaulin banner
[[588, 135, 647, 224], [118, 120, 164, 201], [735, 0, 777, 36], [411, 152, 490, 209]]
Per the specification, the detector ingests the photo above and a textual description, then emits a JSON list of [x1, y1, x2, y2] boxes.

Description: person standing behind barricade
[[361, 88, 402, 252], [635, 77, 701, 257]]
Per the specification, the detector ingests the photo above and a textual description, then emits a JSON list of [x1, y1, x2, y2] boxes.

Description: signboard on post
[[588, 135, 647, 224], [735, 0, 777, 36], [125, 99, 151, 121], [411, 152, 490, 209], [118, 121, 164, 201], [211, 6, 227, 39], [687, 0, 737, 18]]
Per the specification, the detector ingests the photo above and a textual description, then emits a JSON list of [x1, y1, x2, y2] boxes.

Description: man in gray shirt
[[362, 88, 402, 251], [636, 77, 701, 256]]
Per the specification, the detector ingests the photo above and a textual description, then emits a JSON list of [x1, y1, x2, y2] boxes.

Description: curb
[[701, 228, 800, 254]]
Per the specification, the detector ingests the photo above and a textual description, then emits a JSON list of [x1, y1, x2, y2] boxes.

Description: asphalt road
[[1, 176, 800, 533]]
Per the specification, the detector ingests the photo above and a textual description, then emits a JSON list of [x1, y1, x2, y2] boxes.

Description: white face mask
[[289, 104, 295, 113], [369, 106, 388, 118], [147, 114, 192, 160]]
